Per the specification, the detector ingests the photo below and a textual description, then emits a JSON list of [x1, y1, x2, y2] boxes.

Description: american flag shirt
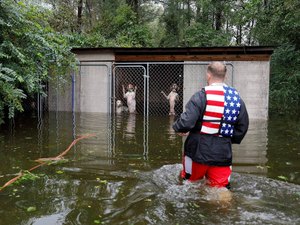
[[200, 84, 241, 137]]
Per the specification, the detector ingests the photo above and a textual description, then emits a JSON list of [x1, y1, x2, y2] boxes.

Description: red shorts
[[181, 156, 231, 188]]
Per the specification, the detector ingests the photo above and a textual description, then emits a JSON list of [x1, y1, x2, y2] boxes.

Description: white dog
[[122, 84, 137, 114], [116, 100, 128, 114]]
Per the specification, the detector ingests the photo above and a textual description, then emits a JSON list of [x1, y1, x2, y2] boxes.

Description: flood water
[[0, 112, 299, 225]]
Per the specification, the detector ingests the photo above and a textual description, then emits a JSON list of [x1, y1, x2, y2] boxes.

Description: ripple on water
[[141, 163, 300, 225]]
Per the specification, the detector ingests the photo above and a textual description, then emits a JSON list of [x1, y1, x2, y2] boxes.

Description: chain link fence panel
[[112, 62, 233, 116], [113, 65, 146, 115], [148, 63, 183, 116], [45, 62, 233, 118]]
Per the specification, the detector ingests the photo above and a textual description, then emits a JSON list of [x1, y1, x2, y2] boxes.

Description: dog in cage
[[122, 84, 137, 114], [116, 99, 128, 114], [161, 83, 179, 116]]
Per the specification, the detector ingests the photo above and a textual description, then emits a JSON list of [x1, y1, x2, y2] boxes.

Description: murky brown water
[[0, 112, 299, 225]]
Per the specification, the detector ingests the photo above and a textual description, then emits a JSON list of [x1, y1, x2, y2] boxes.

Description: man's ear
[[206, 72, 211, 80], [206, 72, 212, 85]]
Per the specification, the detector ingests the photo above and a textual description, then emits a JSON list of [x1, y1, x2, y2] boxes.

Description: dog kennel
[[48, 47, 273, 120]]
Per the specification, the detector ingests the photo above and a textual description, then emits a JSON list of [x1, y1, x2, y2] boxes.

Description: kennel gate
[[112, 62, 233, 157], [112, 62, 234, 116]]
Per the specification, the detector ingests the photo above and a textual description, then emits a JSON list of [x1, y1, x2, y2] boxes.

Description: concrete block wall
[[48, 51, 114, 113], [75, 52, 114, 113], [232, 61, 270, 120], [183, 61, 270, 120], [232, 118, 268, 174], [77, 64, 110, 113]]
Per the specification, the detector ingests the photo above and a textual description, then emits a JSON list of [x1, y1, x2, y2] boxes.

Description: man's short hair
[[207, 62, 227, 79]]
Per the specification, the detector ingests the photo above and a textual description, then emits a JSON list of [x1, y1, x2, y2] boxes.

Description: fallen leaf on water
[[193, 203, 200, 208], [278, 175, 288, 181], [99, 180, 107, 184], [27, 206, 36, 212]]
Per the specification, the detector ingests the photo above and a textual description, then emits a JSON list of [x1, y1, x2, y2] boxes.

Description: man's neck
[[208, 79, 225, 86], [210, 82, 225, 86]]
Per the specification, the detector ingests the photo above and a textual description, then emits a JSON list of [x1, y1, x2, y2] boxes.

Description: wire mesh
[[112, 62, 233, 116], [45, 62, 233, 117], [113, 65, 146, 115], [148, 63, 183, 116]]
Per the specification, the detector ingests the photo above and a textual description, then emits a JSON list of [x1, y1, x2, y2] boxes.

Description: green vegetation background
[[0, 0, 299, 123]]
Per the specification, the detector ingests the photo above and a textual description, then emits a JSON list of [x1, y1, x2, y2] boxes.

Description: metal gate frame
[[112, 62, 234, 158], [112, 62, 234, 117], [112, 64, 149, 156], [71, 63, 113, 153]]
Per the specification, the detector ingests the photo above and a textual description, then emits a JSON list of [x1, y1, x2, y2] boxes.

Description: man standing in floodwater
[[173, 61, 249, 189]]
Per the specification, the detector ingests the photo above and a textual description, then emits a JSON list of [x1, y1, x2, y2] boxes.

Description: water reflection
[[0, 112, 299, 225], [232, 119, 268, 175], [124, 113, 136, 141], [167, 115, 176, 141], [45, 113, 270, 177], [76, 112, 110, 157]]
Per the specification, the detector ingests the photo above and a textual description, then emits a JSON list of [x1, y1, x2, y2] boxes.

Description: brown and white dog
[[161, 83, 179, 115]]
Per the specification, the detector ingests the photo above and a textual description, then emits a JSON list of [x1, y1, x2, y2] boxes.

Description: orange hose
[[0, 133, 96, 191]]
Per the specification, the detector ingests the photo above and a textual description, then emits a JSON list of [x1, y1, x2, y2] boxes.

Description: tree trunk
[[215, 10, 222, 30], [236, 25, 242, 45], [215, 0, 222, 31], [187, 0, 191, 26], [77, 0, 83, 33], [86, 0, 93, 28], [126, 0, 139, 14]]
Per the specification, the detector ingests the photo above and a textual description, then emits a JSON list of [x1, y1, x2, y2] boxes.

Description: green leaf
[[278, 175, 288, 181], [26, 206, 36, 212]]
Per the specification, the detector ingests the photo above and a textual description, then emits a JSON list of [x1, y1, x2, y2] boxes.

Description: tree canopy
[[0, 0, 75, 123], [0, 0, 299, 123]]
